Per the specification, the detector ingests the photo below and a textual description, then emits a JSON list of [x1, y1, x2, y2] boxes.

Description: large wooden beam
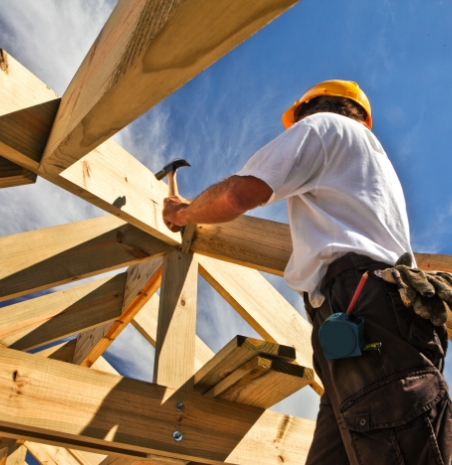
[[0, 215, 171, 302], [192, 217, 291, 275], [0, 157, 36, 189], [73, 258, 163, 368], [154, 251, 198, 391], [197, 255, 322, 394], [39, 0, 299, 175], [0, 348, 314, 465], [131, 294, 213, 372], [0, 50, 178, 245], [0, 274, 127, 351]]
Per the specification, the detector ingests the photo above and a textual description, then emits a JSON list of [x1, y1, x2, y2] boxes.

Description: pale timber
[[0, 50, 178, 245], [197, 255, 322, 394], [2, 51, 451, 274], [205, 355, 313, 408], [73, 258, 163, 367], [154, 251, 198, 391], [40, 0, 299, 175], [25, 442, 92, 465], [131, 294, 214, 372], [0, 215, 171, 302], [193, 336, 296, 395], [0, 438, 26, 465], [0, 274, 126, 351], [0, 157, 36, 189], [0, 348, 315, 465]]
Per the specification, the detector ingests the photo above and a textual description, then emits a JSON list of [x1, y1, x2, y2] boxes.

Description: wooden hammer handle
[[167, 171, 178, 197]]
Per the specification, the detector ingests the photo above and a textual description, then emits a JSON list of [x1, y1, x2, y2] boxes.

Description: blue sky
[[1, 0, 452, 462]]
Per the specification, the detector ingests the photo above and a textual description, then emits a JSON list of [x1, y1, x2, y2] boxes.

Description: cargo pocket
[[340, 368, 447, 431], [387, 290, 448, 371]]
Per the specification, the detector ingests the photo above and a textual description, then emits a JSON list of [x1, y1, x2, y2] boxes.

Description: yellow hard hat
[[282, 80, 372, 130]]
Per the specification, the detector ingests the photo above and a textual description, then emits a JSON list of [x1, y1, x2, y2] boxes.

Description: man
[[162, 80, 451, 464]]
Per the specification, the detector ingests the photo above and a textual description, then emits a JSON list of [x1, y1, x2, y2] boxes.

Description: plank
[[205, 355, 312, 408], [25, 442, 81, 465], [193, 336, 295, 395], [414, 253, 452, 273], [191, 217, 291, 275], [197, 255, 322, 394], [154, 251, 198, 391], [0, 215, 171, 302], [0, 50, 178, 245], [73, 258, 163, 367], [0, 157, 36, 189], [0, 439, 26, 465], [0, 274, 127, 351], [40, 0, 299, 175], [0, 348, 315, 465], [131, 294, 214, 372]]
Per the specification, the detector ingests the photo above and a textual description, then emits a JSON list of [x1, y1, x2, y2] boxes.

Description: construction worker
[[162, 80, 452, 464]]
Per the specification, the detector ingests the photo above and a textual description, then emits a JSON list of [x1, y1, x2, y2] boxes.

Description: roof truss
[[1, 1, 451, 464]]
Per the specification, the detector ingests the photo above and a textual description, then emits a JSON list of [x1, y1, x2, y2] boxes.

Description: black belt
[[322, 252, 391, 287]]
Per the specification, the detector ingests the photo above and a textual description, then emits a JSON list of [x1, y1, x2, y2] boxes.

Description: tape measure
[[318, 312, 365, 360]]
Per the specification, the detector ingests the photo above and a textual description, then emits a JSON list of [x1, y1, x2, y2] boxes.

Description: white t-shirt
[[235, 112, 414, 307]]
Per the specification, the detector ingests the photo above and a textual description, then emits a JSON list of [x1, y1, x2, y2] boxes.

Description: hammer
[[155, 158, 191, 196]]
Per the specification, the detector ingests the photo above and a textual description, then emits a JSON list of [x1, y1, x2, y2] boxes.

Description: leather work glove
[[375, 253, 452, 326]]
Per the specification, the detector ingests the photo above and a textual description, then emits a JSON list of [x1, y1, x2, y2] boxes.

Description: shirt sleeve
[[235, 122, 326, 204]]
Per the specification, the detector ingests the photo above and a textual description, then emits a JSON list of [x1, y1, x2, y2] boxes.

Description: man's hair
[[295, 96, 368, 124]]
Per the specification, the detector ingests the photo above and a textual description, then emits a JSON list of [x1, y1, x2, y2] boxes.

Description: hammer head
[[155, 158, 191, 180]]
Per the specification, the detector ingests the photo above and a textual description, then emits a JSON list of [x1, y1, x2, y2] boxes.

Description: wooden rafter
[[0, 347, 315, 465], [73, 257, 163, 368], [0, 50, 178, 245], [0, 157, 36, 189], [0, 273, 126, 351], [39, 0, 299, 176], [0, 216, 171, 303]]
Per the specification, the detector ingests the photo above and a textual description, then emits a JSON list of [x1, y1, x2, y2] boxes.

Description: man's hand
[[163, 196, 190, 232], [161, 175, 273, 232]]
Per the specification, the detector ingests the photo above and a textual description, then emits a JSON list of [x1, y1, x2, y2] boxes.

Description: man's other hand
[[163, 196, 189, 232]]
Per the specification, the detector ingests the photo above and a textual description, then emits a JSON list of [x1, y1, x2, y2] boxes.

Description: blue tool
[[318, 312, 366, 360]]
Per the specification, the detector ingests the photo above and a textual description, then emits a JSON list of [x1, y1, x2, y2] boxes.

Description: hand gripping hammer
[[155, 158, 191, 196]]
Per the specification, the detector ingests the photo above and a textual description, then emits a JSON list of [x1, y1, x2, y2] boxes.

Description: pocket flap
[[340, 368, 446, 431]]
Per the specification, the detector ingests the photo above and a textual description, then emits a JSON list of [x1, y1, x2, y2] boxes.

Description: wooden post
[[154, 251, 198, 391]]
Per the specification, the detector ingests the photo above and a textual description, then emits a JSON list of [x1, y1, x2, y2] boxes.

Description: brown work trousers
[[304, 254, 452, 465]]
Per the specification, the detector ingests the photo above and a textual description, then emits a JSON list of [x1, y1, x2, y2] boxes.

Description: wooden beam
[[131, 294, 213, 372], [0, 274, 127, 351], [0, 50, 178, 245], [197, 255, 323, 395], [73, 258, 163, 367], [205, 355, 312, 409], [25, 442, 86, 465], [0, 439, 26, 465], [193, 336, 296, 395], [414, 253, 452, 273], [191, 217, 291, 275], [39, 0, 299, 175], [0, 215, 171, 302], [0, 348, 315, 465], [154, 251, 198, 391], [0, 157, 36, 189]]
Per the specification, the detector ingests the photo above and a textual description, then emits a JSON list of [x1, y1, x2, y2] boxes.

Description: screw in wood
[[173, 431, 183, 441], [175, 401, 185, 412]]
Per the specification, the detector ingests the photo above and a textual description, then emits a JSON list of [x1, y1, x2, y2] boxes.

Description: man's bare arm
[[162, 175, 273, 231]]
